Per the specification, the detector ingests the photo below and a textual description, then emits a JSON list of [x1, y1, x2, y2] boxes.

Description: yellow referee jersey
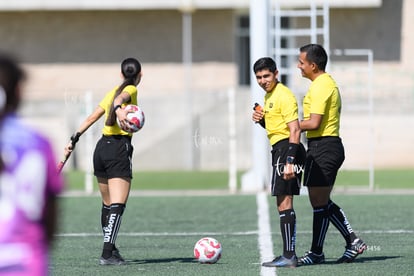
[[303, 73, 341, 138], [264, 82, 299, 145], [99, 85, 138, 136]]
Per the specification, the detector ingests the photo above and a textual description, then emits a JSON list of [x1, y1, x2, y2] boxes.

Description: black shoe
[[336, 238, 367, 263], [298, 251, 325, 266], [112, 249, 124, 262], [99, 253, 125, 265], [262, 255, 297, 268]]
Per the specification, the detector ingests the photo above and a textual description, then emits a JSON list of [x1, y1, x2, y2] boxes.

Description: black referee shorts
[[303, 136, 345, 187], [270, 139, 306, 196], [93, 135, 134, 179]]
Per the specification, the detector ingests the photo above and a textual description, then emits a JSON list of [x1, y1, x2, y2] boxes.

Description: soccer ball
[[193, 237, 222, 264], [116, 104, 145, 133]]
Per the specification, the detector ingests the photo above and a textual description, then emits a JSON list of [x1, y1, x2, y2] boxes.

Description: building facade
[[1, 0, 412, 171]]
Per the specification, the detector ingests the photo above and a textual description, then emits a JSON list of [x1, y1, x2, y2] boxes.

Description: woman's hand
[[115, 107, 133, 129], [63, 142, 72, 158], [63, 132, 81, 158]]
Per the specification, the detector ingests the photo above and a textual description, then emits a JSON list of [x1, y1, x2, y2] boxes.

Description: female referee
[[64, 57, 142, 265], [297, 44, 366, 265]]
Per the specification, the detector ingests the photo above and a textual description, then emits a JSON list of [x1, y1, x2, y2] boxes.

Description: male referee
[[297, 44, 367, 265], [252, 57, 306, 268]]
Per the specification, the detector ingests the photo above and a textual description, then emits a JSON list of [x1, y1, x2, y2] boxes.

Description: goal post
[[227, 87, 237, 193], [330, 49, 375, 190], [241, 0, 271, 192]]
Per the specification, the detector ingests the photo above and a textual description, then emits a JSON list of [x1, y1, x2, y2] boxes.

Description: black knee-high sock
[[279, 209, 296, 258], [101, 203, 111, 235], [102, 203, 125, 259], [311, 205, 329, 255], [328, 200, 357, 245]]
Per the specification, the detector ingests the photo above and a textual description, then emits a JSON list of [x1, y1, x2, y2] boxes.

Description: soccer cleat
[[262, 255, 298, 268], [336, 238, 367, 263], [298, 251, 325, 265], [99, 254, 125, 265], [112, 249, 124, 262]]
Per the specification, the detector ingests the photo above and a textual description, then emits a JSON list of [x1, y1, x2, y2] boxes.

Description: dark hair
[[253, 57, 277, 73], [0, 53, 26, 172], [105, 58, 141, 126], [299, 44, 328, 71]]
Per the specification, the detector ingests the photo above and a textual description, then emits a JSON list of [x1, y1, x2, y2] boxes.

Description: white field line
[[56, 229, 414, 238], [56, 231, 259, 237], [60, 188, 414, 198], [256, 191, 277, 276]]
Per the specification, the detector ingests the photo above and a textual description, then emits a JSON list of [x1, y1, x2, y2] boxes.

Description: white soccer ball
[[193, 237, 222, 264], [116, 104, 145, 133]]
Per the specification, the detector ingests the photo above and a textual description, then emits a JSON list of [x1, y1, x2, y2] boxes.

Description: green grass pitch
[[51, 193, 414, 275], [63, 169, 414, 191]]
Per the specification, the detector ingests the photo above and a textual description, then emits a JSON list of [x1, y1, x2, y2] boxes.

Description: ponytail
[[105, 58, 141, 126], [105, 79, 135, 126]]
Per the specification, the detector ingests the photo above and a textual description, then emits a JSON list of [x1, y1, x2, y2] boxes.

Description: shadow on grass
[[126, 257, 197, 264], [322, 255, 401, 265]]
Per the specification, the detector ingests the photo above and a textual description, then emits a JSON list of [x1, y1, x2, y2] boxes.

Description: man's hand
[[252, 109, 264, 123], [283, 164, 295, 180], [252, 103, 264, 123]]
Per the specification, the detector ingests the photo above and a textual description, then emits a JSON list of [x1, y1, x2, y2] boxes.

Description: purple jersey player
[[0, 54, 64, 275]]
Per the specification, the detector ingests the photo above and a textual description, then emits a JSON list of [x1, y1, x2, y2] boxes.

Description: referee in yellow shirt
[[297, 44, 367, 265], [252, 57, 306, 268], [64, 58, 142, 265]]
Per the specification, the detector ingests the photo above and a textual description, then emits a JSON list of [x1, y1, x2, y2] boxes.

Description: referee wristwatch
[[286, 156, 295, 164]]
